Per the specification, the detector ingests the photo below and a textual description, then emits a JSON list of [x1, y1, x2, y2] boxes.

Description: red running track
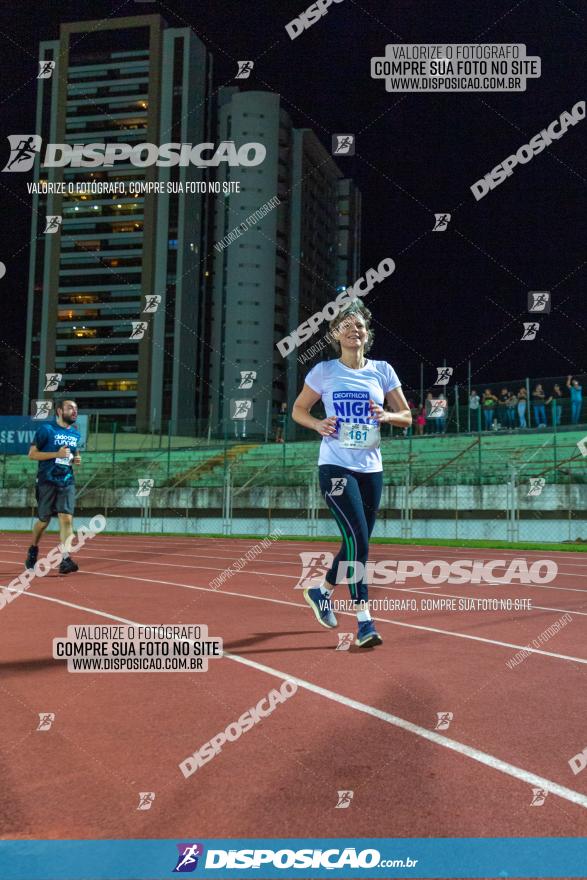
[[0, 533, 586, 848]]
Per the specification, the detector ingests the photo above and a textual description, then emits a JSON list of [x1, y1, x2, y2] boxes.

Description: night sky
[[0, 0, 585, 409]]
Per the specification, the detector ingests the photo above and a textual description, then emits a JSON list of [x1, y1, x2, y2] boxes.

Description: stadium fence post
[[506, 465, 519, 543], [455, 384, 460, 433], [112, 422, 117, 490], [140, 493, 152, 534], [455, 466, 460, 539], [467, 360, 472, 432], [419, 362, 424, 412], [477, 434, 482, 485], [526, 377, 532, 428], [282, 429, 286, 472], [401, 462, 413, 539], [264, 400, 270, 443], [267, 485, 272, 535], [307, 473, 318, 538], [553, 423, 558, 472], [506, 469, 512, 542], [167, 420, 172, 480], [222, 466, 233, 535]]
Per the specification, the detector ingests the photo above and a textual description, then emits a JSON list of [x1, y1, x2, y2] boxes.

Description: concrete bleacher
[[2, 429, 584, 491]]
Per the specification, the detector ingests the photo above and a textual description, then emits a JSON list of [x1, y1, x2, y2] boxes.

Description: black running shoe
[[25, 545, 38, 570], [59, 557, 79, 575]]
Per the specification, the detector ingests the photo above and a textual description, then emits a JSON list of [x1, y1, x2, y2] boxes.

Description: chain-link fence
[[3, 428, 584, 545], [56, 371, 586, 444]]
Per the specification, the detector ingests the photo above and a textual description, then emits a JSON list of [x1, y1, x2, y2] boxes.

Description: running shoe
[[25, 545, 38, 570], [59, 557, 79, 575], [356, 620, 383, 648], [303, 586, 338, 629]]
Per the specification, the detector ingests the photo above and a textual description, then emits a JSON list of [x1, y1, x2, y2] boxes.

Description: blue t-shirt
[[570, 384, 582, 402], [33, 420, 80, 485]]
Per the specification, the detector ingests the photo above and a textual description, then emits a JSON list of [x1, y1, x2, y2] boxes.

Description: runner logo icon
[[435, 711, 453, 731], [173, 843, 204, 872], [294, 551, 334, 588]]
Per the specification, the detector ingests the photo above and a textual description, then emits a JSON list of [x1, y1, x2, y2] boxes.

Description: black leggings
[[318, 464, 384, 604]]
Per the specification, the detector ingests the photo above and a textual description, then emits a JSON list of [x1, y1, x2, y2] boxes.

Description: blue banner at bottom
[[0, 838, 586, 879]]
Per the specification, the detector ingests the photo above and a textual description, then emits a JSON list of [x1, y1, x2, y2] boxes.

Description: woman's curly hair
[[327, 299, 374, 355]]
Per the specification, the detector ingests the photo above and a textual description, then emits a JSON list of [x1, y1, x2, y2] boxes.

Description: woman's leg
[[318, 465, 370, 602], [362, 477, 383, 537], [320, 470, 384, 604], [318, 468, 384, 604]]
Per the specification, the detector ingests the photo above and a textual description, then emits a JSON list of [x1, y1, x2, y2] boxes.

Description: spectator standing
[[436, 392, 447, 434], [482, 389, 498, 430], [567, 375, 583, 424], [531, 384, 547, 427], [407, 398, 419, 436], [415, 404, 426, 436], [469, 389, 481, 431], [425, 392, 436, 434], [505, 391, 517, 428], [497, 388, 509, 427], [275, 402, 288, 443], [517, 387, 528, 428], [546, 384, 563, 427]]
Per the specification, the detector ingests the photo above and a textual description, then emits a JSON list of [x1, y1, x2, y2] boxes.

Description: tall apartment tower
[[286, 129, 361, 407], [24, 14, 213, 433], [209, 90, 361, 437]]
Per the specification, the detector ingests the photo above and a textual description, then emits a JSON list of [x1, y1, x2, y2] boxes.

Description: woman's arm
[[291, 383, 338, 436], [370, 386, 412, 428]]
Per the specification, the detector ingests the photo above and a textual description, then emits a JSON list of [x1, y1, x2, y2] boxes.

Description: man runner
[[25, 398, 82, 574]]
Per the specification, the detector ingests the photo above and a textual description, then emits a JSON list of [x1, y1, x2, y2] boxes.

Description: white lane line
[[71, 549, 587, 619], [367, 584, 587, 618], [225, 652, 587, 810], [5, 567, 585, 666], [9, 538, 585, 618], [2, 536, 587, 565], [40, 541, 587, 574], [3, 547, 587, 601], [0, 549, 295, 581], [4, 586, 587, 811]]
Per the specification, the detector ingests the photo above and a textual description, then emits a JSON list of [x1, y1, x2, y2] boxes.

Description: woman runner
[[292, 300, 412, 648]]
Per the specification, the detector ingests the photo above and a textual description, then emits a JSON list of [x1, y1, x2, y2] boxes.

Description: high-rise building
[[209, 88, 291, 439], [336, 177, 361, 290], [209, 90, 361, 438], [24, 14, 213, 433], [286, 129, 361, 408]]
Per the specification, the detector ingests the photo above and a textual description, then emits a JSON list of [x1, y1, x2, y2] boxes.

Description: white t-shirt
[[305, 358, 401, 472]]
